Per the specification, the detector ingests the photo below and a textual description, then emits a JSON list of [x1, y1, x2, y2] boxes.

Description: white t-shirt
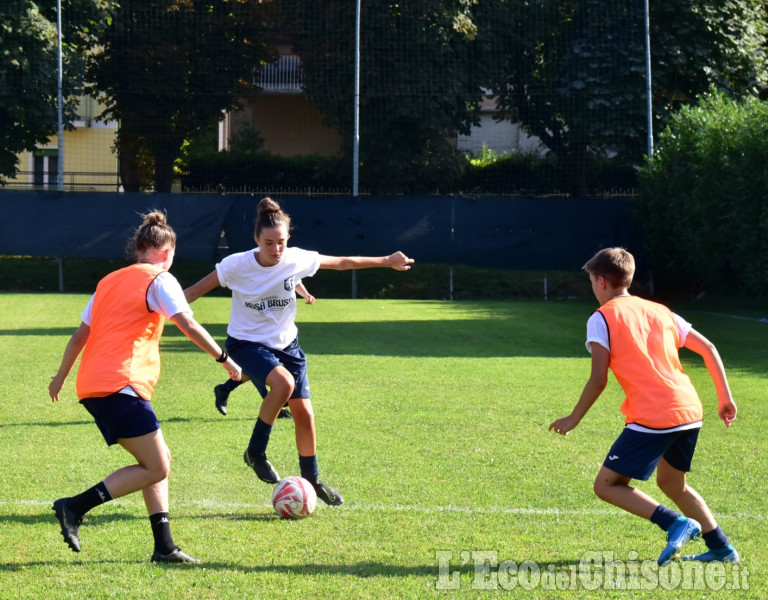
[[81, 271, 192, 325], [585, 310, 692, 353], [80, 270, 191, 397], [216, 247, 321, 349]]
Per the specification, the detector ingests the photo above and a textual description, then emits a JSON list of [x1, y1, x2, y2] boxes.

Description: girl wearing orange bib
[[49, 211, 241, 563]]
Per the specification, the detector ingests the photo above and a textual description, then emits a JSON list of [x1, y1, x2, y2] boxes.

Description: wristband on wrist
[[216, 350, 228, 363]]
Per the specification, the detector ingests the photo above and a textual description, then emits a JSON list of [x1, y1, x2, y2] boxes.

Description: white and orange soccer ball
[[272, 476, 317, 519]]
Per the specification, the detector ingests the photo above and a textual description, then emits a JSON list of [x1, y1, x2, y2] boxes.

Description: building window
[[33, 150, 58, 188]]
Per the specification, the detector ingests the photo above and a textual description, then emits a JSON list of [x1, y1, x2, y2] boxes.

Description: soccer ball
[[272, 476, 317, 519]]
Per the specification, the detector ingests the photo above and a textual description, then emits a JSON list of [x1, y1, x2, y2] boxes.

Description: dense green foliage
[[637, 91, 768, 295], [0, 0, 114, 181], [3, 1, 768, 196], [276, 0, 487, 194], [180, 146, 638, 195], [87, 0, 274, 192], [478, 0, 768, 197]]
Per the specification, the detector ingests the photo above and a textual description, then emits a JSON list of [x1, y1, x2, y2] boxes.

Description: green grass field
[[1, 294, 765, 599]]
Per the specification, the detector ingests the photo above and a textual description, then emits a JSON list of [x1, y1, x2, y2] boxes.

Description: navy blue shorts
[[226, 336, 311, 399], [602, 426, 700, 481], [81, 393, 161, 446]]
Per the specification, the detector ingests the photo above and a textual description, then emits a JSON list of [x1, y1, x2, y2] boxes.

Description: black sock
[[149, 511, 176, 555], [650, 504, 681, 531], [299, 454, 319, 482], [248, 417, 273, 454], [702, 526, 729, 550], [222, 378, 243, 392], [67, 481, 112, 516]]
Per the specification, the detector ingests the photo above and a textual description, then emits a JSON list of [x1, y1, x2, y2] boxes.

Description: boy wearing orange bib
[[549, 248, 738, 565]]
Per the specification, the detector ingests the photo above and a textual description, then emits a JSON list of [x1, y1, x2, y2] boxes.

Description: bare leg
[[656, 458, 717, 533], [593, 466, 659, 519], [105, 429, 171, 506], [288, 397, 316, 456], [260, 366, 294, 424]]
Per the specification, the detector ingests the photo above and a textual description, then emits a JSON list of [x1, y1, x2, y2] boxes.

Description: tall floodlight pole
[[643, 0, 653, 159], [352, 0, 361, 197], [57, 0, 64, 190]]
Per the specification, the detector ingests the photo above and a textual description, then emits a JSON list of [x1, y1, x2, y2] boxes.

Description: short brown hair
[[582, 247, 635, 288]]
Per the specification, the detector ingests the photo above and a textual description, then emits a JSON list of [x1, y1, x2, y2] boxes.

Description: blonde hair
[[582, 247, 635, 288]]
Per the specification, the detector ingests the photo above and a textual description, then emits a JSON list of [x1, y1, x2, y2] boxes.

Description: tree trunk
[[153, 150, 175, 193], [117, 134, 143, 193], [564, 156, 589, 198]]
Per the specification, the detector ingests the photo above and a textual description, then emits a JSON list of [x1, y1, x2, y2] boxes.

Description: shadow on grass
[[0, 327, 81, 336], [159, 319, 588, 359], [0, 419, 94, 429], [0, 555, 589, 576], [0, 416, 259, 430]]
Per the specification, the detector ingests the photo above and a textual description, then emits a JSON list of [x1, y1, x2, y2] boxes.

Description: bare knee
[[657, 472, 685, 500], [291, 401, 315, 428], [593, 477, 611, 502], [268, 370, 295, 399], [147, 445, 171, 483]]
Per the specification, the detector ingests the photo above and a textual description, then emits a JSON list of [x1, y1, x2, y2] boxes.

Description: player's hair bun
[[258, 197, 282, 216], [142, 211, 168, 227], [130, 209, 176, 258]]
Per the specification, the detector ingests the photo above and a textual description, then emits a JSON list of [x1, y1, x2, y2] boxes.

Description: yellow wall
[[6, 93, 119, 191]]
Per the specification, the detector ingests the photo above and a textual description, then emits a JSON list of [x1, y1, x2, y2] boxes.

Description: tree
[[276, 0, 487, 194], [87, 0, 274, 192], [0, 0, 114, 183], [479, 0, 768, 197]]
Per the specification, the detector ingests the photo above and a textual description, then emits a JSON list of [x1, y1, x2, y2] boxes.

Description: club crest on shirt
[[284, 276, 295, 292]]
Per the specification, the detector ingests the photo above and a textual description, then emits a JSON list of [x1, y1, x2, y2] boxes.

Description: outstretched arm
[[549, 343, 609, 435], [683, 328, 736, 427], [295, 281, 315, 304], [171, 311, 242, 381], [49, 322, 90, 402], [184, 270, 220, 304], [319, 251, 414, 271]]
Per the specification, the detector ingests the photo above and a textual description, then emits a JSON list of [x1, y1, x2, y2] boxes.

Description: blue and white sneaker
[[658, 516, 701, 565], [682, 544, 739, 563]]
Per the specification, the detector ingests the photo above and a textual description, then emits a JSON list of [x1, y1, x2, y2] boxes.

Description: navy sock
[[248, 417, 273, 454], [702, 526, 729, 550], [299, 455, 319, 482], [149, 511, 176, 555], [67, 481, 112, 516], [650, 504, 681, 531], [222, 378, 242, 392]]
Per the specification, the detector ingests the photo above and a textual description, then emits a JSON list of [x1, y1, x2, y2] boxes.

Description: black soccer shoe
[[277, 407, 293, 420], [243, 449, 280, 484], [311, 480, 344, 506], [151, 546, 200, 564], [214, 384, 229, 416], [52, 497, 83, 552]]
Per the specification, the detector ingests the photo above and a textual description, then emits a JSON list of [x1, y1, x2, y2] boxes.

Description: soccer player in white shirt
[[185, 197, 413, 505]]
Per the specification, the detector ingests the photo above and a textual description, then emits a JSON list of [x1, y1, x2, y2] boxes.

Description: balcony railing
[[258, 54, 303, 94]]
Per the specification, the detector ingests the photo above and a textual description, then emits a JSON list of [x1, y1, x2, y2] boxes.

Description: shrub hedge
[[637, 91, 768, 296]]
